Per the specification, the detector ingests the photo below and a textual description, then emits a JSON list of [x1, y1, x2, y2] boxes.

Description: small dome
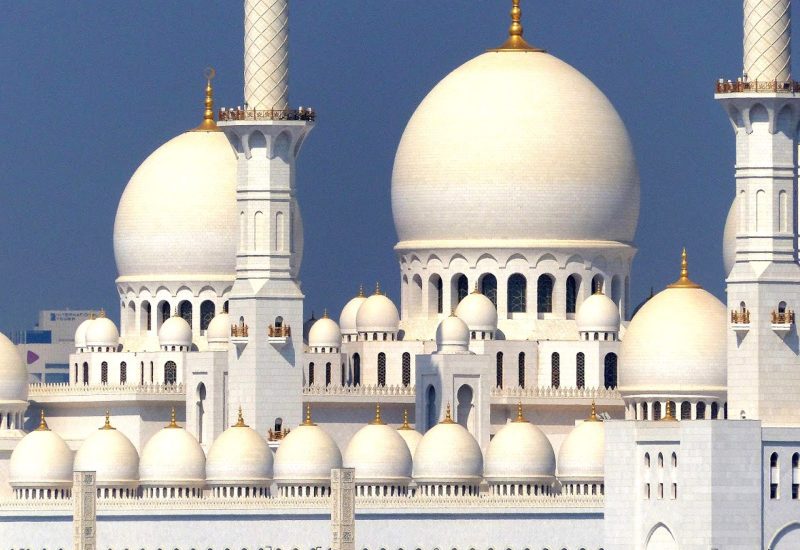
[[10, 413, 73, 488], [206, 312, 231, 345], [620, 252, 726, 395], [85, 315, 119, 349], [484, 408, 556, 483], [0, 331, 29, 403], [435, 315, 470, 353], [343, 407, 413, 484], [73, 413, 139, 487], [576, 292, 620, 333], [557, 409, 605, 481], [302, 312, 318, 344], [455, 291, 498, 333], [413, 408, 483, 484], [339, 291, 367, 336], [397, 410, 423, 457], [723, 196, 738, 276], [74, 318, 93, 349], [308, 314, 342, 349], [356, 287, 400, 334], [274, 408, 342, 485], [206, 410, 273, 486], [158, 315, 192, 349], [139, 411, 205, 487]]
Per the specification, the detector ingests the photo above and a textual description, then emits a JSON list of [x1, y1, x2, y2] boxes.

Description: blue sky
[[0, 1, 787, 332]]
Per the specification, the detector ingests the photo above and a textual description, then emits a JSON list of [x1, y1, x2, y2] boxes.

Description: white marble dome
[[392, 50, 639, 247], [557, 415, 605, 481], [413, 414, 483, 484], [308, 315, 342, 349], [74, 318, 93, 349], [9, 415, 73, 488], [158, 315, 192, 349], [113, 130, 237, 283], [723, 196, 738, 276], [455, 291, 498, 333], [73, 415, 139, 488], [620, 261, 726, 395], [576, 292, 620, 333], [339, 292, 368, 336], [139, 415, 205, 488], [356, 290, 400, 334], [85, 316, 119, 349], [343, 410, 412, 484], [206, 412, 273, 486], [0, 331, 29, 403], [484, 411, 556, 483], [435, 315, 470, 352], [397, 425, 423, 458], [274, 415, 342, 485], [206, 312, 231, 345]]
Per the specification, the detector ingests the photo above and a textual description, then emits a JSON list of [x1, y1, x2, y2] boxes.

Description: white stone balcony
[[28, 383, 185, 403]]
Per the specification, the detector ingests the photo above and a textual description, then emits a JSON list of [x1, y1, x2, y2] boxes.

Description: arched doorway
[[456, 384, 475, 436], [645, 524, 678, 550], [426, 385, 437, 431]]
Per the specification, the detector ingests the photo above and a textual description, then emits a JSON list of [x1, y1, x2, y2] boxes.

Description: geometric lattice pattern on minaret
[[244, 0, 289, 110], [744, 0, 791, 81]]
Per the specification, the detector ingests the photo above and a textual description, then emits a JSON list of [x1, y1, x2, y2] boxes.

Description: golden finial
[[587, 400, 601, 422], [98, 309, 106, 319], [399, 408, 412, 430], [322, 309, 329, 319], [593, 285, 603, 295], [303, 403, 315, 426], [358, 284, 365, 298], [662, 402, 677, 422], [489, 0, 545, 53], [173, 307, 180, 317], [166, 407, 179, 428], [101, 409, 115, 430], [370, 403, 384, 425], [512, 402, 526, 423], [194, 67, 220, 132], [441, 402, 455, 424], [36, 409, 49, 431], [234, 406, 248, 427], [667, 248, 701, 289], [374, 282, 382, 296], [472, 282, 480, 294], [89, 312, 97, 321]]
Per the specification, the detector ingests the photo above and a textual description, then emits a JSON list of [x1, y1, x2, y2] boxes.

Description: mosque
[[1, 0, 800, 548]]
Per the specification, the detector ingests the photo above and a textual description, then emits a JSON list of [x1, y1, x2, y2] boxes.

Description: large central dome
[[391, 50, 640, 247]]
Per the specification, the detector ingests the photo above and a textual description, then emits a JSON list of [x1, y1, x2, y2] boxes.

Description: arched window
[[325, 363, 331, 387], [353, 353, 361, 386], [164, 361, 177, 385], [644, 453, 651, 467], [724, 402, 728, 419], [680, 401, 691, 420], [696, 401, 706, 419], [452, 274, 469, 308], [611, 275, 623, 308], [566, 275, 580, 314], [101, 362, 108, 385], [308, 362, 315, 386], [536, 274, 553, 314], [159, 301, 170, 325], [402, 353, 411, 387], [200, 300, 215, 332], [771, 452, 780, 499], [604, 353, 618, 389], [551, 352, 560, 388], [377, 353, 387, 387], [508, 273, 528, 313], [653, 401, 662, 421], [140, 361, 144, 386], [658, 452, 664, 468], [82, 362, 89, 385], [792, 453, 799, 499], [515, 352, 525, 388], [341, 363, 346, 386], [142, 301, 152, 331], [428, 275, 443, 315], [591, 274, 604, 294], [120, 362, 127, 385], [196, 383, 206, 444], [426, 385, 437, 431], [672, 452, 677, 468], [576, 352, 585, 388], [641, 402, 648, 420], [480, 274, 498, 307], [496, 352, 504, 388], [73, 363, 78, 383], [178, 300, 192, 327], [711, 402, 719, 419]]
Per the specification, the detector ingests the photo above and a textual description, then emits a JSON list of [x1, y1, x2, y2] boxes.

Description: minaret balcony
[[771, 310, 795, 339], [218, 107, 316, 123], [231, 323, 249, 346], [730, 309, 751, 333], [715, 79, 800, 94], [268, 325, 292, 348]]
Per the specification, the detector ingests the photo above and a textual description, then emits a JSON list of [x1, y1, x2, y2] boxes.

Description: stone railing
[[716, 79, 800, 94], [771, 310, 795, 324], [29, 383, 185, 396], [355, 494, 604, 509], [731, 309, 751, 324], [491, 386, 621, 400], [231, 324, 249, 337], [218, 107, 316, 122], [302, 384, 415, 397]]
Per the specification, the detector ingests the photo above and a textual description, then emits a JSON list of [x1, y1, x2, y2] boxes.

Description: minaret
[[218, 0, 314, 431], [717, 0, 800, 422]]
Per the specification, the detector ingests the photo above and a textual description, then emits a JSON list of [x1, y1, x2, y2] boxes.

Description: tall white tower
[[718, 0, 800, 423], [218, 0, 314, 431]]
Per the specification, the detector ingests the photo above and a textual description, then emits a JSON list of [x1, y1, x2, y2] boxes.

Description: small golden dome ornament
[[369, 403, 384, 425], [667, 248, 701, 289], [234, 406, 248, 428], [194, 67, 221, 132], [303, 403, 315, 426], [358, 284, 365, 298], [512, 402, 527, 423], [166, 407, 180, 428], [374, 282, 382, 296], [661, 402, 678, 422], [398, 408, 412, 430], [36, 409, 49, 431], [587, 401, 601, 422], [101, 409, 115, 430], [489, 0, 545, 53], [441, 402, 455, 424]]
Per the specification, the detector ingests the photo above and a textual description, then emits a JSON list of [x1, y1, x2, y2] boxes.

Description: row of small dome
[[74, 312, 204, 351], [9, 405, 604, 493]]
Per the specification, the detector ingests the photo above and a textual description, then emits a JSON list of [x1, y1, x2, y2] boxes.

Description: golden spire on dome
[[98, 309, 106, 319], [374, 282, 382, 296], [358, 284, 365, 298], [36, 409, 49, 431], [234, 406, 248, 427], [303, 403, 315, 426], [398, 408, 412, 430], [101, 409, 115, 430], [661, 402, 678, 422], [441, 402, 455, 424], [489, 0, 545, 53], [667, 248, 701, 289], [194, 67, 221, 132], [166, 407, 180, 428], [587, 401, 601, 422], [369, 403, 384, 425], [322, 309, 329, 319], [512, 402, 527, 423], [472, 282, 480, 294]]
